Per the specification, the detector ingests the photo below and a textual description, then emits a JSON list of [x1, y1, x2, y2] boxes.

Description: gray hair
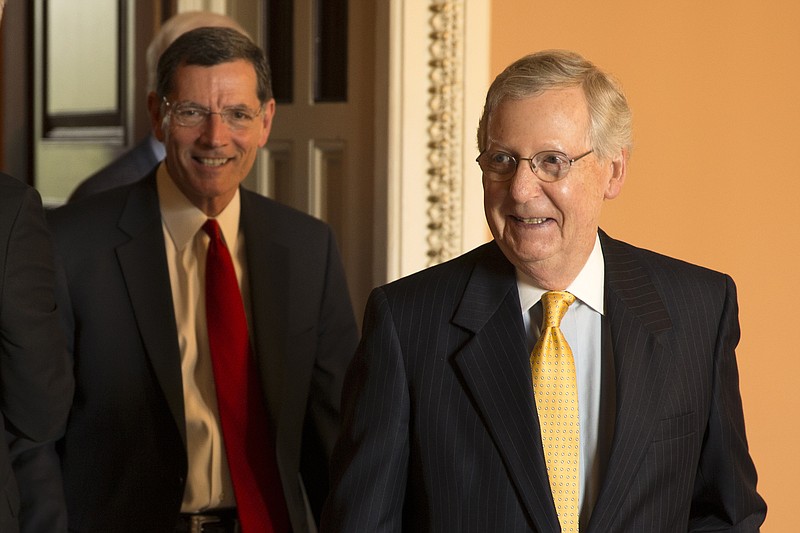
[[477, 50, 632, 160]]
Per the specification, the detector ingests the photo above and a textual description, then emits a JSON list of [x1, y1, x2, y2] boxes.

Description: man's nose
[[199, 113, 230, 146], [508, 161, 543, 201]]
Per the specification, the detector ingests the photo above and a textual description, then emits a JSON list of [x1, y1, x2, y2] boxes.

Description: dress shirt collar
[[516, 233, 605, 315], [156, 162, 241, 250]]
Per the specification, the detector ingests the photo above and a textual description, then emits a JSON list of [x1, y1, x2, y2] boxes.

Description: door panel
[[248, 0, 376, 320]]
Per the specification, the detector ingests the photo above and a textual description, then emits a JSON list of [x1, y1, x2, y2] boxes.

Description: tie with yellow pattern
[[530, 290, 580, 531]]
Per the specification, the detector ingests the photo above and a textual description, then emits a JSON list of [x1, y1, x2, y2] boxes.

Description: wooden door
[[243, 0, 376, 320]]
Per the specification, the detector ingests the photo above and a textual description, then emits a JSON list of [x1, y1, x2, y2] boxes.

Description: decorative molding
[[425, 0, 463, 266], [378, 0, 487, 281]]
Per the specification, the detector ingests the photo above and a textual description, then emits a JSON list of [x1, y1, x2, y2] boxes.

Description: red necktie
[[203, 219, 290, 533]]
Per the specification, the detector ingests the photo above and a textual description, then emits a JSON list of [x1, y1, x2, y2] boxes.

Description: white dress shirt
[[157, 164, 252, 512], [517, 234, 605, 526]]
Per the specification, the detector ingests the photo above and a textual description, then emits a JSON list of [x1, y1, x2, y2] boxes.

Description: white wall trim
[[380, 0, 489, 282]]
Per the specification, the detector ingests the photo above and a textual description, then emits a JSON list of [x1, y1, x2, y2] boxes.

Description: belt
[[176, 509, 240, 533]]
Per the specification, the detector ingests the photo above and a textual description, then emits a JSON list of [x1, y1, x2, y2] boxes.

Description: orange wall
[[490, 1, 800, 530]]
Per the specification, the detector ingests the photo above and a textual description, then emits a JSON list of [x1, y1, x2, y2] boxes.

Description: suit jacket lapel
[[452, 243, 560, 532], [588, 231, 673, 530], [239, 190, 288, 427], [115, 175, 187, 445]]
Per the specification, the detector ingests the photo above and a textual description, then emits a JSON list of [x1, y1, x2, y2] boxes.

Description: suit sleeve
[[688, 275, 766, 531], [321, 287, 409, 533], [1, 185, 74, 533], [300, 227, 360, 520], [0, 186, 73, 441]]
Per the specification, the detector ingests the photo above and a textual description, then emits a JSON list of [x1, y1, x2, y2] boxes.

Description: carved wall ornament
[[426, 0, 464, 265]]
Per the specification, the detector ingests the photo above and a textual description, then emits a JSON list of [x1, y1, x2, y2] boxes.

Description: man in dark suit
[[68, 11, 249, 203], [322, 50, 766, 532], [0, 172, 73, 533], [49, 27, 357, 532], [67, 135, 161, 202]]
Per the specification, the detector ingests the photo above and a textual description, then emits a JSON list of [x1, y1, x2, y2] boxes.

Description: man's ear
[[147, 92, 166, 142], [604, 148, 628, 200]]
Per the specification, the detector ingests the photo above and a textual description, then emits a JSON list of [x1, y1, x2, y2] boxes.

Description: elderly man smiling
[[322, 50, 766, 532]]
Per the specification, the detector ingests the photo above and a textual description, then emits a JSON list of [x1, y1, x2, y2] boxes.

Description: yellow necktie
[[531, 291, 579, 532]]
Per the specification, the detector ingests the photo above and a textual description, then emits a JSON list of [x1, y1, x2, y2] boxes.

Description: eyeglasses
[[162, 98, 263, 131], [476, 148, 594, 182]]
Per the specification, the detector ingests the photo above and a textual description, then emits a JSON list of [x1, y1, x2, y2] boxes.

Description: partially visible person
[[322, 50, 765, 532], [0, 3, 75, 531], [50, 27, 357, 532], [0, 173, 74, 533], [67, 11, 249, 203]]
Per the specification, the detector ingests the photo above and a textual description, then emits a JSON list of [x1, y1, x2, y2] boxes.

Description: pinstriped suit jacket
[[322, 231, 766, 532]]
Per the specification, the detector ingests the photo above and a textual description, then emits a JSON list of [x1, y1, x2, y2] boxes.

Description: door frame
[[375, 0, 490, 282]]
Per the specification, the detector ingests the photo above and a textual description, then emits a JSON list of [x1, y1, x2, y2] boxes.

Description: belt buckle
[[190, 514, 221, 533]]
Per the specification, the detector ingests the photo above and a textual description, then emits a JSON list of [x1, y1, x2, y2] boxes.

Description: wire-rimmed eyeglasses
[[476, 148, 594, 182], [162, 98, 263, 131]]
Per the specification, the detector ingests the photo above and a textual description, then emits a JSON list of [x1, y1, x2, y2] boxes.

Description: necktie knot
[[203, 219, 222, 241], [541, 290, 575, 329]]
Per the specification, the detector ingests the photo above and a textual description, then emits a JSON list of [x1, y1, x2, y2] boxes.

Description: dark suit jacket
[[0, 174, 73, 533], [48, 172, 358, 532], [67, 136, 160, 203], [322, 232, 766, 532]]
